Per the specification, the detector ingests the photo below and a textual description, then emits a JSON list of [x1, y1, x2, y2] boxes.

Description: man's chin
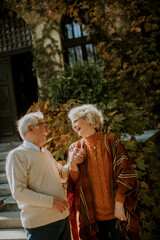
[[41, 138, 47, 146]]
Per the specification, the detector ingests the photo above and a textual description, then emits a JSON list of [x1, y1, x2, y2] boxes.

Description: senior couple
[[6, 104, 139, 240]]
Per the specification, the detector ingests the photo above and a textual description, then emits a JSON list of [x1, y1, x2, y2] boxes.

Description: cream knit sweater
[[6, 144, 69, 229]]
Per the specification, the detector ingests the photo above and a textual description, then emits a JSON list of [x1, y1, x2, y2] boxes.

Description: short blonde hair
[[68, 104, 104, 130]]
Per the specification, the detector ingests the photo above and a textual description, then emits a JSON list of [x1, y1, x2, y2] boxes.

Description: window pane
[[0, 9, 32, 52], [75, 46, 83, 62], [93, 44, 98, 61], [66, 24, 73, 39], [62, 14, 97, 66], [86, 44, 94, 61], [82, 24, 88, 36], [73, 21, 81, 38], [68, 47, 75, 66]]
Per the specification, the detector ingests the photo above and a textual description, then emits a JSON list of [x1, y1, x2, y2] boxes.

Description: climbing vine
[[31, 18, 63, 100]]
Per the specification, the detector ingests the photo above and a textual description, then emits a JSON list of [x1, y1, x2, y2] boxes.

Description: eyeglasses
[[36, 122, 47, 126]]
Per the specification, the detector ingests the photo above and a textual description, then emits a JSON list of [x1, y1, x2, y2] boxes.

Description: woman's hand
[[114, 201, 127, 221], [69, 148, 85, 172]]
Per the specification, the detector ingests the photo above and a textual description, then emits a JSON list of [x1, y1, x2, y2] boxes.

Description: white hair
[[68, 104, 104, 130], [17, 111, 44, 140]]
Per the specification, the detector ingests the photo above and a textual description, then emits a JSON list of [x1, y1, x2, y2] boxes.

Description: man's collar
[[23, 140, 42, 151]]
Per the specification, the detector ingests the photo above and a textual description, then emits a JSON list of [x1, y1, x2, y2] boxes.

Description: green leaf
[[107, 100, 117, 110], [136, 159, 148, 171], [144, 23, 151, 32], [125, 141, 136, 150], [143, 195, 155, 207], [113, 113, 126, 123]]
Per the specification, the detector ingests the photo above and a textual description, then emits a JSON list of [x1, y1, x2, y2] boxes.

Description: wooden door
[[0, 57, 19, 142]]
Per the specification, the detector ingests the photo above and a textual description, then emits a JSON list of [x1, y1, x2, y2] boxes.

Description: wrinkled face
[[32, 119, 48, 147], [72, 117, 96, 138]]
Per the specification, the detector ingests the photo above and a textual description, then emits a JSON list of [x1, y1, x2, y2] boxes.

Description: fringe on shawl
[[106, 133, 139, 239]]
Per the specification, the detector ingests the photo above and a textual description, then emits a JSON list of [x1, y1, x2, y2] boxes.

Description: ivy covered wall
[[0, 1, 159, 238]]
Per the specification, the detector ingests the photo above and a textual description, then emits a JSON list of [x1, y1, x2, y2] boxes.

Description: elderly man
[[6, 111, 84, 240]]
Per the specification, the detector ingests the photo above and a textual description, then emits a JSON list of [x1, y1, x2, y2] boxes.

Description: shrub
[[47, 61, 108, 105], [132, 135, 160, 240], [28, 98, 148, 159]]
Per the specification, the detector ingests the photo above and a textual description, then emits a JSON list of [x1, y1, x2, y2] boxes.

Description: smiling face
[[26, 118, 48, 147], [72, 117, 96, 138], [34, 119, 48, 146]]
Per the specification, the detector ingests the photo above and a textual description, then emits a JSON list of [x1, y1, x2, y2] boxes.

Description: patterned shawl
[[67, 133, 139, 240]]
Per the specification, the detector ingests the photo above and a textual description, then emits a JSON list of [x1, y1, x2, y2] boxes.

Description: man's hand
[[114, 201, 127, 221], [52, 198, 69, 213]]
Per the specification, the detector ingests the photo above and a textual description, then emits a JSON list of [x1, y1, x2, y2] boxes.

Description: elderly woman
[[67, 104, 139, 240]]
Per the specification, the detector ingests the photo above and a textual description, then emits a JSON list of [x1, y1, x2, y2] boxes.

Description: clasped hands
[[69, 147, 86, 172]]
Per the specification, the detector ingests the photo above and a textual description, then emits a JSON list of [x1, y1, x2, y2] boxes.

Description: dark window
[[0, 9, 32, 53], [61, 16, 97, 66]]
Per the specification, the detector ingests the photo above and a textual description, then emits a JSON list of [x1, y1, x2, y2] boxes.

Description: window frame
[[61, 15, 97, 66]]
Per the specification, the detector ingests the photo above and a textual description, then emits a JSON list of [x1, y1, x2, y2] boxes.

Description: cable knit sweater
[[67, 132, 139, 240], [83, 131, 116, 220], [6, 144, 69, 229]]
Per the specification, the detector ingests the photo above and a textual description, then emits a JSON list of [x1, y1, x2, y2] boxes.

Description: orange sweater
[[84, 131, 115, 220], [70, 131, 125, 221]]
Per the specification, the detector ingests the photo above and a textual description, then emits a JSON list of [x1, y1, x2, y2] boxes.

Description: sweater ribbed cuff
[[115, 192, 125, 204], [69, 170, 80, 183]]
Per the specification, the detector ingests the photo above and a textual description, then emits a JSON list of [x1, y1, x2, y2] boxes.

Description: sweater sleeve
[[46, 150, 69, 183], [69, 170, 80, 183], [6, 152, 54, 208], [67, 143, 80, 183], [56, 162, 69, 183]]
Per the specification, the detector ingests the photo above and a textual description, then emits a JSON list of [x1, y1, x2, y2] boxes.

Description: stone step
[[0, 228, 25, 240], [4, 196, 16, 205], [0, 173, 7, 184], [0, 197, 7, 205], [0, 152, 8, 162], [0, 211, 22, 228], [0, 141, 22, 151], [0, 196, 19, 212], [0, 161, 5, 173], [0, 184, 11, 196]]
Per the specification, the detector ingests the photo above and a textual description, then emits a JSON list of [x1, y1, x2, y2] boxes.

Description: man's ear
[[28, 125, 33, 132]]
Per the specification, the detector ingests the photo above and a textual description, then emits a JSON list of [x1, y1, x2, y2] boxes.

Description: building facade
[[0, 6, 97, 142]]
